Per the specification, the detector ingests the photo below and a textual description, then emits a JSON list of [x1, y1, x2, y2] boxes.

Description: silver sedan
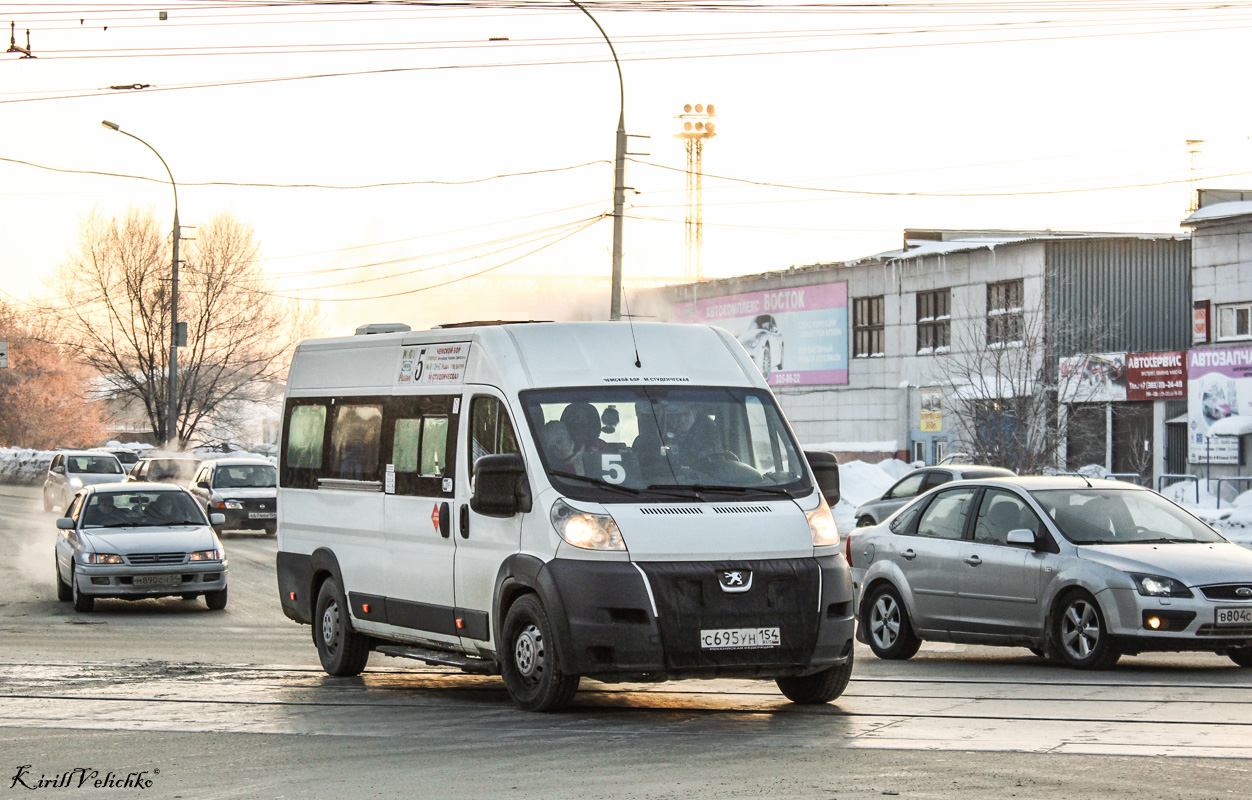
[[849, 476, 1252, 669], [54, 483, 229, 613]]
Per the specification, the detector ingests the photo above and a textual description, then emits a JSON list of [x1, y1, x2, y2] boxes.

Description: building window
[[987, 279, 1024, 346], [916, 289, 950, 354], [1217, 303, 1252, 341], [853, 295, 885, 358]]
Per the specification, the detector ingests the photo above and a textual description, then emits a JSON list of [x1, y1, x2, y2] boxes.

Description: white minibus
[[276, 321, 854, 711]]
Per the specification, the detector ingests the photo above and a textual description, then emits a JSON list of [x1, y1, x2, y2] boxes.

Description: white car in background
[[43, 450, 126, 513]]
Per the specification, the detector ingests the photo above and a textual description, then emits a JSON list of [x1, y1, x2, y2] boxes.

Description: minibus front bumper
[[541, 555, 855, 681]]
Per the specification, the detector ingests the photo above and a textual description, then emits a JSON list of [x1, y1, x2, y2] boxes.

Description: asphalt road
[[2, 483, 1251, 800]]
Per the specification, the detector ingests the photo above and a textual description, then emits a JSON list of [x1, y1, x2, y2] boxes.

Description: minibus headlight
[[550, 499, 626, 552], [807, 496, 840, 548]]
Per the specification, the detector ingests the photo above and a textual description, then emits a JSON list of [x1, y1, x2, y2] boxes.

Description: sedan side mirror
[[197, 481, 211, 490], [470, 453, 532, 518], [56, 517, 75, 530], [1006, 529, 1037, 547], [209, 513, 226, 525], [51, 465, 65, 475]]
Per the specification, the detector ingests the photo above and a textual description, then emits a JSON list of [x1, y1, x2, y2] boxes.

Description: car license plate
[[133, 575, 180, 587], [1216, 607, 1252, 625], [700, 627, 781, 650], [248, 512, 277, 520]]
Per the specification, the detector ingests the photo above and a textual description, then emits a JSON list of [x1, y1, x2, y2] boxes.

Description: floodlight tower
[[676, 103, 716, 282]]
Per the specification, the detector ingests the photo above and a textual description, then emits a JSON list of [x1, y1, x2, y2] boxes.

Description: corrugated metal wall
[[1045, 238, 1191, 358]]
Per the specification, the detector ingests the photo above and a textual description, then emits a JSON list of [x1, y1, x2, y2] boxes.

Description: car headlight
[[84, 553, 123, 564], [1129, 573, 1192, 598], [807, 495, 840, 548], [550, 499, 626, 551], [189, 549, 222, 562], [69, 477, 83, 488], [213, 500, 243, 510]]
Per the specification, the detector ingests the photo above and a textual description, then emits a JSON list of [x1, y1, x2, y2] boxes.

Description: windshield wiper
[[680, 484, 798, 498], [1130, 537, 1192, 544], [548, 471, 642, 496]]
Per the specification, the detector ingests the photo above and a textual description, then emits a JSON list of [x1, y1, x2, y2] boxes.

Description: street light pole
[[101, 120, 181, 449], [568, 0, 626, 321]]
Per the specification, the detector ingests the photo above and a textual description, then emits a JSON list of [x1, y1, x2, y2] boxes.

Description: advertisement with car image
[[671, 283, 848, 386], [1188, 346, 1252, 464]]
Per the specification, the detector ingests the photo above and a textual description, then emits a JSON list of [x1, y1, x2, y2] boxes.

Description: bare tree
[[46, 207, 321, 448], [930, 295, 1110, 475], [0, 300, 108, 449]]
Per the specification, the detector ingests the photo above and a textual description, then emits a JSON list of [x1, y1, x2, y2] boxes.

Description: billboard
[[920, 388, 943, 432], [672, 283, 848, 386], [1125, 351, 1185, 401], [1188, 346, 1252, 464], [1058, 352, 1128, 403]]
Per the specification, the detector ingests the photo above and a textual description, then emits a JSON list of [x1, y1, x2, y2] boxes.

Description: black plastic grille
[[638, 559, 819, 670], [1199, 585, 1252, 601], [127, 553, 185, 565]]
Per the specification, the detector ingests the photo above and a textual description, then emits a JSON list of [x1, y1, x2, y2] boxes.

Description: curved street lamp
[[568, 0, 626, 321], [101, 120, 181, 448]]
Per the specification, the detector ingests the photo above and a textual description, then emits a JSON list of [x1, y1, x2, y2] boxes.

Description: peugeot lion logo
[[718, 569, 753, 593], [1237, 587, 1252, 598]]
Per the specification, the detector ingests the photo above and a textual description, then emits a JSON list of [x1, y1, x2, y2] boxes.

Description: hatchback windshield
[[519, 386, 810, 502], [82, 491, 207, 528], [1031, 488, 1225, 545], [67, 456, 123, 475], [214, 464, 277, 488]]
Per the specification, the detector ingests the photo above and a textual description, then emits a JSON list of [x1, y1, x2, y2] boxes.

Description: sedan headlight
[[84, 553, 123, 564], [69, 477, 84, 488], [189, 549, 222, 562], [1129, 573, 1192, 598], [550, 499, 626, 551], [213, 500, 243, 510], [807, 495, 840, 548]]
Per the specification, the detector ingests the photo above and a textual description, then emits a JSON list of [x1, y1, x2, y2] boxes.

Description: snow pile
[[0, 441, 278, 485], [830, 459, 906, 531]]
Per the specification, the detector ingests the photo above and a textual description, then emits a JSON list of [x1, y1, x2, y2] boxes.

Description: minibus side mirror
[[805, 450, 840, 506], [471, 454, 533, 518]]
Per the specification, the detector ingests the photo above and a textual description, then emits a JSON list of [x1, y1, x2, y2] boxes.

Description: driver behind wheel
[[661, 402, 719, 467]]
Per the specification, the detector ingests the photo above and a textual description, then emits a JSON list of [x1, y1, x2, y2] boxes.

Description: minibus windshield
[[519, 387, 811, 502]]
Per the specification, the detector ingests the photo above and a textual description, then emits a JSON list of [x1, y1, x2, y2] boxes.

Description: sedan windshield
[[214, 464, 277, 488], [82, 491, 207, 528], [1031, 488, 1225, 545], [519, 386, 810, 502]]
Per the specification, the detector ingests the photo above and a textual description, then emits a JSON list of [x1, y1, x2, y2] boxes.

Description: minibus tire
[[500, 594, 579, 712], [314, 577, 370, 677], [775, 648, 854, 704]]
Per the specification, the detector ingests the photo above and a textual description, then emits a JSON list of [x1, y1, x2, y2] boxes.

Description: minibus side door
[[382, 394, 462, 646], [454, 391, 525, 650]]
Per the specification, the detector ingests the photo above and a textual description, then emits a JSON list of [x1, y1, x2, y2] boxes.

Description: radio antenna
[[621, 286, 642, 368]]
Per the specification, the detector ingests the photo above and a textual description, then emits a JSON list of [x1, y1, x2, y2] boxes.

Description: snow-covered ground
[[2, 445, 1249, 548]]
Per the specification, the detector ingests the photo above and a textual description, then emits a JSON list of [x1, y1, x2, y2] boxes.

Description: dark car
[[853, 465, 1016, 527], [128, 456, 201, 485], [188, 457, 278, 535]]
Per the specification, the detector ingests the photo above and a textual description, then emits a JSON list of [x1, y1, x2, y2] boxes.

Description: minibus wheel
[[775, 648, 854, 704], [313, 577, 370, 677], [500, 594, 579, 712]]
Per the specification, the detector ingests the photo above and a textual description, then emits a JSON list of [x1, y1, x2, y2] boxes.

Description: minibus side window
[[329, 404, 383, 481], [389, 395, 459, 497], [471, 396, 519, 465], [282, 402, 329, 489]]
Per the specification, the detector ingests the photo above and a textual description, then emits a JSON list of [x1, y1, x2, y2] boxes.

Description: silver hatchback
[[850, 476, 1252, 669]]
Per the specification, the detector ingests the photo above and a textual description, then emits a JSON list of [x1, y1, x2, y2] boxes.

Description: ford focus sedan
[[53, 484, 228, 613], [849, 476, 1252, 669]]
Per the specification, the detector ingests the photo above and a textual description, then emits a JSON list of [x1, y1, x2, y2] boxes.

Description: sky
[[6, 0, 1252, 335]]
